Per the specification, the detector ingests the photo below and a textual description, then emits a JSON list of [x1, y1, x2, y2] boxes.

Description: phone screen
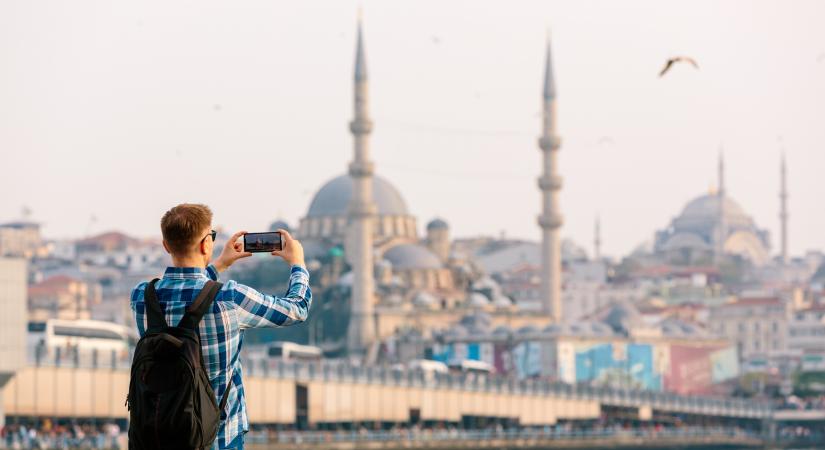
[[243, 232, 282, 253]]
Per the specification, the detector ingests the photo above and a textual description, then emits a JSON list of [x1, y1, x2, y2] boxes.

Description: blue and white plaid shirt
[[130, 264, 312, 449]]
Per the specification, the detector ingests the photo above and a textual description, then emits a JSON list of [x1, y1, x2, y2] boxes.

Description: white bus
[[34, 319, 137, 359], [267, 342, 323, 362], [448, 359, 495, 375]]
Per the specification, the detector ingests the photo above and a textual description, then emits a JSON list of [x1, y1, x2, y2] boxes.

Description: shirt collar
[[163, 266, 210, 280]]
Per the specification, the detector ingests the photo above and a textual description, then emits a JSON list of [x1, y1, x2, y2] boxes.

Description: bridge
[[1, 354, 774, 428]]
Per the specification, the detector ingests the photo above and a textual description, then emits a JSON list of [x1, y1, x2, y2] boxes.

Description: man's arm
[[224, 266, 312, 329], [210, 229, 311, 329]]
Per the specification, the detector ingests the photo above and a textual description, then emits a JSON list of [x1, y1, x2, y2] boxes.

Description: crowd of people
[[776, 394, 825, 410], [0, 421, 123, 449]]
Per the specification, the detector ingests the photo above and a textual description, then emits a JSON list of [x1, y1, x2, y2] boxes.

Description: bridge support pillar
[[762, 418, 777, 442]]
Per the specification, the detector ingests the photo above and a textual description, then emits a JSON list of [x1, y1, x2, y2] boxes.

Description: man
[[130, 203, 312, 449]]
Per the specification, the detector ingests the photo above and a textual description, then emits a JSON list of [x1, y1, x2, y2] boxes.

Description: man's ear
[[162, 240, 171, 255], [200, 238, 210, 256]]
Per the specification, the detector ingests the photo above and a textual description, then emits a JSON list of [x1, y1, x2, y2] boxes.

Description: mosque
[[652, 155, 776, 267], [291, 18, 563, 357]]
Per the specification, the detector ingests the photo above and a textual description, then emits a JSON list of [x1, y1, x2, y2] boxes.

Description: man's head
[[160, 203, 215, 266]]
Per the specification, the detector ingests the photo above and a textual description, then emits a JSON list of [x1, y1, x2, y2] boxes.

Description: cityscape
[[1, 1, 824, 449]]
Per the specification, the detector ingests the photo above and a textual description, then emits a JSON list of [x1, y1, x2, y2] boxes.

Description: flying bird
[[659, 56, 699, 77]]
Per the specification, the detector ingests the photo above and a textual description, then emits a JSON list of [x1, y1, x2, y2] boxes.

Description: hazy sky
[[1, 0, 823, 259]]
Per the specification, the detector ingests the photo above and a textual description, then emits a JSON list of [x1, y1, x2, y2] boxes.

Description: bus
[[32, 319, 137, 360], [267, 342, 323, 362], [448, 359, 495, 375]]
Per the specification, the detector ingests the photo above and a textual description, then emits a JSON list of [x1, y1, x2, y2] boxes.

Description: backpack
[[127, 279, 232, 450]]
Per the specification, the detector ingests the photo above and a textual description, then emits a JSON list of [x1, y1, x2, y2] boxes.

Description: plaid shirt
[[130, 264, 311, 449]]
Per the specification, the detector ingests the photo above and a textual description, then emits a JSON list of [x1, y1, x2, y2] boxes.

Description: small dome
[[468, 293, 490, 308], [518, 325, 539, 336], [268, 220, 291, 233], [306, 174, 409, 218], [493, 325, 511, 336], [413, 291, 438, 308], [493, 295, 513, 308], [473, 276, 499, 290], [426, 218, 449, 230], [384, 244, 442, 270]]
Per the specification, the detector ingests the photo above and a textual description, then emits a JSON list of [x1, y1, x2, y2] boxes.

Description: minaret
[[716, 151, 726, 263], [537, 38, 563, 321], [345, 16, 377, 354], [594, 215, 601, 261], [779, 152, 789, 264]]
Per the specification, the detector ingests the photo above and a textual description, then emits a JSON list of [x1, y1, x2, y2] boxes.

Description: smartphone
[[243, 232, 283, 253]]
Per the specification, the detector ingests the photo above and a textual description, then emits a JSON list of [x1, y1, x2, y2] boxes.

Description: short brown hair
[[161, 203, 213, 255]]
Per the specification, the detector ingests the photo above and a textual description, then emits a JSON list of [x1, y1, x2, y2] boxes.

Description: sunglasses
[[201, 229, 217, 244]]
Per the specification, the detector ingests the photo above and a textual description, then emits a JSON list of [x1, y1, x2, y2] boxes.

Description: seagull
[[659, 56, 699, 77]]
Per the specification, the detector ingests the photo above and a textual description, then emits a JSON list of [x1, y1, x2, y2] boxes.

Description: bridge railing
[[243, 426, 764, 445], [241, 358, 774, 419], [24, 350, 773, 419]]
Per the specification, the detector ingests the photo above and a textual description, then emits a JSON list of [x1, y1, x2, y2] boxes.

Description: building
[[0, 257, 27, 428], [75, 231, 167, 270], [788, 304, 825, 360], [654, 155, 771, 267], [28, 275, 100, 321], [421, 303, 738, 395], [0, 221, 44, 258], [708, 296, 790, 364]]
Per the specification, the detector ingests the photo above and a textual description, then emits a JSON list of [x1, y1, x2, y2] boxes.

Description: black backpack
[[127, 279, 232, 450]]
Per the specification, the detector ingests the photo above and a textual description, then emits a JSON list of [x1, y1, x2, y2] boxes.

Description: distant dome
[[676, 194, 751, 228], [306, 174, 409, 217], [384, 244, 442, 270], [468, 293, 490, 308], [492, 295, 513, 308], [413, 291, 438, 308], [268, 220, 291, 233], [426, 218, 449, 230]]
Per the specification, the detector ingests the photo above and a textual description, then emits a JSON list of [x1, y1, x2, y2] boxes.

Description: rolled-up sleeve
[[228, 265, 312, 329]]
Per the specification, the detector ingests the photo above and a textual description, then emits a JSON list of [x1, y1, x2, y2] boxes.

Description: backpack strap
[[219, 369, 234, 412], [177, 280, 223, 331], [144, 278, 168, 330]]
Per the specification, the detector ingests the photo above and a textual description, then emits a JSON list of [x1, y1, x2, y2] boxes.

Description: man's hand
[[212, 231, 253, 272], [272, 229, 305, 267]]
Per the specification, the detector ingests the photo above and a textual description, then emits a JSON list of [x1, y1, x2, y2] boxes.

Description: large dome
[[384, 243, 442, 270], [307, 174, 409, 217], [677, 194, 751, 227]]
